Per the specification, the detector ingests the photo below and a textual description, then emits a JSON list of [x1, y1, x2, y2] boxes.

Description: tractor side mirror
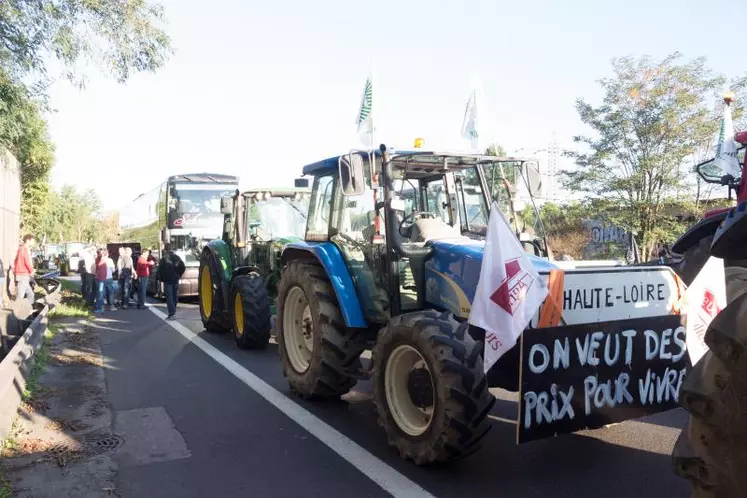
[[220, 195, 234, 215], [294, 178, 309, 188], [525, 161, 542, 196], [339, 154, 366, 196]]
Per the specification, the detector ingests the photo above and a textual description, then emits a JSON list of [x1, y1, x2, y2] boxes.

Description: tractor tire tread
[[199, 249, 231, 333], [371, 310, 495, 465], [277, 260, 366, 399], [232, 273, 272, 349]]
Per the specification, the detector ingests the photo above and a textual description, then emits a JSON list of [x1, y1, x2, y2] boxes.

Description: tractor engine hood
[[424, 239, 557, 318], [424, 238, 684, 325]]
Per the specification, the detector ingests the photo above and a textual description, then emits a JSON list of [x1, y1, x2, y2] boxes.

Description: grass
[[58, 279, 79, 293], [49, 290, 91, 320], [21, 326, 57, 401]]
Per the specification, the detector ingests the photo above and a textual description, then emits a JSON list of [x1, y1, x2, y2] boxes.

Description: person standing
[[83, 246, 97, 306], [135, 249, 155, 309], [94, 249, 117, 313], [118, 247, 134, 309], [156, 244, 185, 320], [12, 235, 36, 306]]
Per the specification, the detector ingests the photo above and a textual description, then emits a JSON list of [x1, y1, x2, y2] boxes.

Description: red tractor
[[672, 128, 747, 299]]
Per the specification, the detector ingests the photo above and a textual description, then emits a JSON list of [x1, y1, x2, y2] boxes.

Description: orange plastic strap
[[538, 269, 565, 328]]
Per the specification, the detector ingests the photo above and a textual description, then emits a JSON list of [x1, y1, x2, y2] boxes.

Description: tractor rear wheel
[[198, 250, 231, 333], [276, 260, 366, 399], [674, 288, 747, 495], [371, 310, 496, 465], [231, 273, 272, 349]]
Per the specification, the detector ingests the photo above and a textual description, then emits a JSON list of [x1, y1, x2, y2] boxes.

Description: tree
[[485, 144, 506, 157], [0, 0, 171, 234], [0, 69, 55, 236], [564, 53, 733, 260], [0, 0, 172, 87]]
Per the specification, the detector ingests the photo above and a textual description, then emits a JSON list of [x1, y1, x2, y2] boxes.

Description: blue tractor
[[275, 145, 552, 464]]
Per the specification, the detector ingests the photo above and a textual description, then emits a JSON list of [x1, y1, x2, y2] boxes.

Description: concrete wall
[[0, 150, 21, 291]]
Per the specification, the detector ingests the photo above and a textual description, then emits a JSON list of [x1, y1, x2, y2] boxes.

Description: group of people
[[2, 236, 186, 320], [79, 244, 185, 318]]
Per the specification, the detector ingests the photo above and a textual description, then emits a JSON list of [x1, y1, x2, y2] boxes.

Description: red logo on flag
[[701, 289, 721, 318], [490, 258, 535, 316]]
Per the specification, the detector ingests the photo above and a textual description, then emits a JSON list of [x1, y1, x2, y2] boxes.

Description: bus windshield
[[170, 185, 235, 215]]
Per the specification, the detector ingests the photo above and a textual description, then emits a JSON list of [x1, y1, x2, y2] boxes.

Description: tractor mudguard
[[281, 242, 368, 328], [204, 240, 233, 310], [672, 210, 728, 255], [233, 265, 261, 278]]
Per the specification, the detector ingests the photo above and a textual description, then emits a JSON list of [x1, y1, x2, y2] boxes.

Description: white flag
[[714, 101, 741, 177], [469, 203, 548, 372], [461, 89, 480, 150], [356, 74, 373, 147], [684, 256, 726, 366]]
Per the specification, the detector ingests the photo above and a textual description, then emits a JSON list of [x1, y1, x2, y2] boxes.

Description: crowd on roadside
[[2, 236, 185, 320], [77, 244, 185, 319]]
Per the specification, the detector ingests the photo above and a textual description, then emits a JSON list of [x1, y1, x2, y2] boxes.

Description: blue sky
[[46, 0, 747, 210]]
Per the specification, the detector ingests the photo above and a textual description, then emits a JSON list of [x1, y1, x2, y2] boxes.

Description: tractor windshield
[[248, 196, 309, 240]]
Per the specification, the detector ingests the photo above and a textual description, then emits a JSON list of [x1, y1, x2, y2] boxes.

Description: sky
[[46, 0, 747, 211]]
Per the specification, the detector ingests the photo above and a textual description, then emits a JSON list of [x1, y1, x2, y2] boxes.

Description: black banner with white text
[[518, 314, 689, 443]]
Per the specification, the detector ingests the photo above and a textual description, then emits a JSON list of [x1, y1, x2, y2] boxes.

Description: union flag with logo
[[469, 203, 548, 372], [684, 256, 726, 366]]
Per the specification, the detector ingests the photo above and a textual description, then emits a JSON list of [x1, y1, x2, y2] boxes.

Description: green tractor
[[198, 182, 311, 349]]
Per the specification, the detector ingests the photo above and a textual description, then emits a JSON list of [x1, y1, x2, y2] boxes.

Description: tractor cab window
[[454, 168, 489, 234], [248, 195, 309, 240], [306, 174, 335, 241], [423, 178, 450, 224]]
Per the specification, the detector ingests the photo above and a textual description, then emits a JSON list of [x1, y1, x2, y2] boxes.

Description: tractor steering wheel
[[399, 211, 436, 238]]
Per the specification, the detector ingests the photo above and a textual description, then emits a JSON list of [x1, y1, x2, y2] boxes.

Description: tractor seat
[[410, 218, 461, 243]]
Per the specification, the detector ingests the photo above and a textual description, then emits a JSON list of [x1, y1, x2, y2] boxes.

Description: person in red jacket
[[135, 249, 155, 309], [12, 234, 36, 306]]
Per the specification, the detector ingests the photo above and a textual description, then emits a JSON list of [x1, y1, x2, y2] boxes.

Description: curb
[[0, 303, 51, 443]]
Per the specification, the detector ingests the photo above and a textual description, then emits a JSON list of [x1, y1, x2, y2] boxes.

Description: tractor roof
[[242, 187, 311, 198], [301, 149, 534, 176]]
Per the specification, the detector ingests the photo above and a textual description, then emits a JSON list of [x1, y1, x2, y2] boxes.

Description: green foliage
[[0, 0, 172, 86], [0, 0, 171, 238], [564, 53, 739, 259], [0, 69, 54, 236], [50, 290, 91, 319], [37, 184, 118, 244], [485, 144, 506, 157]]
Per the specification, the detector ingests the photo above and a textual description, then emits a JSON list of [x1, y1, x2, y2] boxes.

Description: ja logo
[[489, 258, 535, 316]]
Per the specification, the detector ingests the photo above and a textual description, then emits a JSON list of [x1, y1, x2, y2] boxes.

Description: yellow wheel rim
[[234, 293, 244, 337], [200, 266, 213, 317]]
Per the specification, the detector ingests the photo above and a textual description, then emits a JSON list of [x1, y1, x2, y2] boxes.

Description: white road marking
[[149, 306, 436, 498]]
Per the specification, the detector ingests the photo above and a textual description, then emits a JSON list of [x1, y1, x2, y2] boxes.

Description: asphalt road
[[65, 277, 690, 497]]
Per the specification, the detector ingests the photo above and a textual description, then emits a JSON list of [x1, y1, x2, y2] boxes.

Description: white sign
[[684, 257, 726, 365], [531, 267, 682, 327]]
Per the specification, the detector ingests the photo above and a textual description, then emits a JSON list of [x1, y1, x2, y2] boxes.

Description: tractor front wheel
[[198, 251, 231, 333], [276, 260, 366, 399], [231, 273, 272, 349], [371, 310, 495, 465]]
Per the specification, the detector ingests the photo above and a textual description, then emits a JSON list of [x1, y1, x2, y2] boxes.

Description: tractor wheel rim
[[234, 293, 244, 336], [200, 266, 213, 317], [283, 286, 313, 373], [384, 344, 435, 437]]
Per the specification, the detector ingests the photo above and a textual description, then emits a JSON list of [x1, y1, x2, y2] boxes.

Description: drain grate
[[82, 433, 125, 455]]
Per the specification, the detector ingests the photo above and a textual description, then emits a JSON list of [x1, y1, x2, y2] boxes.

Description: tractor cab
[[294, 146, 547, 324]]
